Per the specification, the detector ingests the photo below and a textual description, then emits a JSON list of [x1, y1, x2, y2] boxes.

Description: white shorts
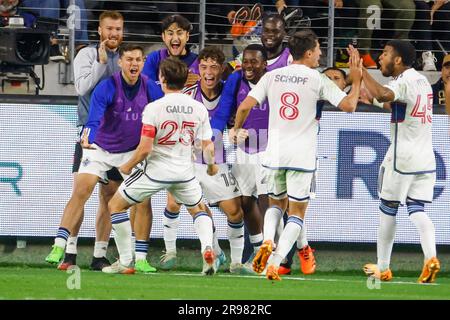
[[232, 150, 267, 197], [194, 163, 241, 205], [78, 144, 133, 182], [266, 169, 314, 202], [120, 171, 203, 208], [378, 159, 436, 204]]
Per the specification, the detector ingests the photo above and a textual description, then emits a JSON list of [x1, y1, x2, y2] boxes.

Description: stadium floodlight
[[0, 27, 50, 66]]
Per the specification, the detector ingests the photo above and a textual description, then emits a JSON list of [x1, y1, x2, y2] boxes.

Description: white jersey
[[182, 83, 221, 112], [384, 68, 435, 174], [141, 92, 213, 182], [249, 64, 346, 171]]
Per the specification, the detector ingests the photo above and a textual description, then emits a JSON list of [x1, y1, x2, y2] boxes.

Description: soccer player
[[261, 14, 292, 71], [358, 40, 441, 283], [102, 57, 219, 275], [46, 44, 163, 273], [232, 30, 362, 280], [211, 44, 270, 270], [261, 14, 316, 276], [45, 10, 125, 271], [142, 14, 199, 86], [159, 47, 248, 274]]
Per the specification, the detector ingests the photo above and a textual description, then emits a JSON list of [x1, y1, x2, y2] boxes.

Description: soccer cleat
[[45, 245, 65, 264], [362, 53, 377, 69], [135, 259, 157, 273], [278, 265, 291, 275], [90, 256, 111, 271], [229, 262, 255, 275], [418, 257, 440, 284], [102, 260, 135, 274], [252, 240, 274, 274], [298, 245, 316, 275], [201, 246, 216, 276], [57, 253, 77, 271], [266, 264, 281, 281], [422, 51, 437, 71], [214, 250, 227, 272], [159, 251, 177, 270], [363, 264, 393, 281], [230, 6, 250, 38]]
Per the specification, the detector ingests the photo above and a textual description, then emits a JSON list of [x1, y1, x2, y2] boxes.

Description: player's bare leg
[[46, 173, 99, 264]]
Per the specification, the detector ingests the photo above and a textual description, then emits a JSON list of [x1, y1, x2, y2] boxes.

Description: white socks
[[111, 212, 133, 266], [297, 225, 308, 249], [66, 236, 78, 254], [227, 220, 244, 264], [269, 216, 303, 267], [263, 206, 283, 242], [377, 212, 396, 271], [193, 212, 213, 253], [93, 241, 109, 258], [163, 209, 180, 253], [249, 233, 263, 253], [409, 211, 436, 260]]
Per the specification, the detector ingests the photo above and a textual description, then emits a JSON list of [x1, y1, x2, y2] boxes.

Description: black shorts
[[72, 142, 123, 181]]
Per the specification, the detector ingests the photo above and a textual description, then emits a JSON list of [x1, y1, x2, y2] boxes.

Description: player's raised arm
[[119, 124, 155, 175], [201, 139, 218, 176], [337, 46, 362, 112], [231, 96, 257, 144]]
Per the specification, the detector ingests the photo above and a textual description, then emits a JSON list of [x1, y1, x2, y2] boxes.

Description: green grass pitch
[[0, 243, 449, 300]]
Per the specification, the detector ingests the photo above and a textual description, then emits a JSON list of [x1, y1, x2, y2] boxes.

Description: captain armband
[[141, 124, 156, 138]]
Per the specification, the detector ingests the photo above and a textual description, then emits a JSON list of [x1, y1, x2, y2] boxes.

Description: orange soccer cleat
[[266, 264, 281, 281], [418, 257, 440, 284], [298, 245, 316, 275], [363, 264, 393, 281], [252, 240, 274, 274], [277, 265, 291, 275]]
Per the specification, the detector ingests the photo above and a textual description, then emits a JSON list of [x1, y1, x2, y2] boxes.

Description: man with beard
[[211, 44, 270, 272], [46, 44, 163, 274], [261, 14, 292, 71], [143, 14, 199, 87], [358, 40, 440, 283], [45, 13, 155, 274]]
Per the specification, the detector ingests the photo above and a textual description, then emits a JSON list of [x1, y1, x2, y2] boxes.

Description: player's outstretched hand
[[347, 45, 362, 84], [229, 128, 249, 145], [207, 164, 219, 176]]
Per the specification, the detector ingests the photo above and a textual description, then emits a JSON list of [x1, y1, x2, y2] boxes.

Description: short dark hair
[[288, 29, 318, 60], [119, 44, 144, 57], [159, 57, 188, 90], [161, 14, 192, 32], [198, 46, 225, 65], [99, 10, 123, 23], [322, 66, 346, 79], [386, 40, 416, 67], [262, 14, 286, 30], [243, 44, 268, 61]]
